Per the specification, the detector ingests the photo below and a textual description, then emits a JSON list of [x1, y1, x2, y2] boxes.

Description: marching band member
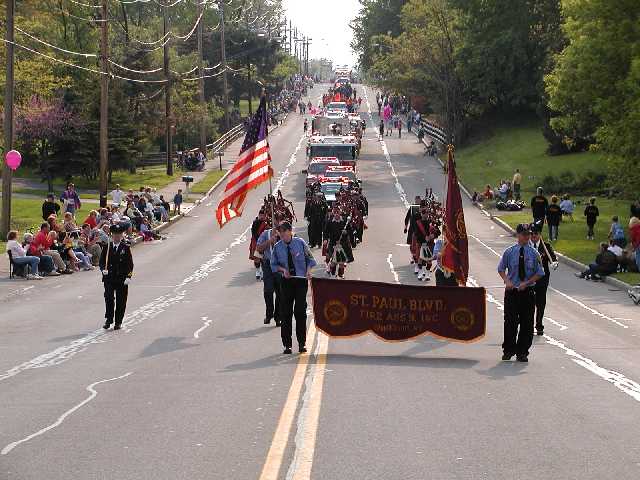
[[257, 214, 284, 326], [250, 210, 268, 280], [304, 192, 328, 248], [323, 206, 354, 279]]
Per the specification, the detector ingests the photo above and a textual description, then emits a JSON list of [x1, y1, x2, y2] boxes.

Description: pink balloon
[[5, 150, 21, 171]]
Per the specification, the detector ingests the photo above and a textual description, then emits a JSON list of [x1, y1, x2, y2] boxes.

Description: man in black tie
[[497, 224, 545, 362], [99, 224, 134, 330], [530, 224, 558, 335]]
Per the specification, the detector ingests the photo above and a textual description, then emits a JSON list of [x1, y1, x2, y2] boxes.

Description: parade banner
[[311, 278, 486, 343]]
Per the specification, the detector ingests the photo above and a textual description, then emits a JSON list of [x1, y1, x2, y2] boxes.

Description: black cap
[[277, 221, 292, 232], [110, 223, 125, 234], [515, 223, 531, 234]]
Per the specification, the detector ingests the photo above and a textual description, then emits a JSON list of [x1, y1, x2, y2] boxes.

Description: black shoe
[[264, 317, 271, 325], [275, 319, 282, 327], [536, 329, 544, 336], [502, 353, 514, 361], [113, 324, 122, 331], [103, 322, 112, 330], [516, 355, 528, 363], [299, 346, 307, 354], [283, 347, 292, 354]]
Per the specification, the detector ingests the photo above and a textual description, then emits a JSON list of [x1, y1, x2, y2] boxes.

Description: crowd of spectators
[[6, 183, 174, 280]]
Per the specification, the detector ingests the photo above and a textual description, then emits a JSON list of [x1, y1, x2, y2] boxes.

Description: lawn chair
[[7, 250, 31, 279]]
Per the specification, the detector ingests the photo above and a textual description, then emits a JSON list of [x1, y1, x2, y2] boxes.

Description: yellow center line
[[258, 321, 318, 480], [290, 332, 329, 480]]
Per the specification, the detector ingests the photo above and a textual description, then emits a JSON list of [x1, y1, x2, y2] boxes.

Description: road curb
[[420, 137, 635, 291]]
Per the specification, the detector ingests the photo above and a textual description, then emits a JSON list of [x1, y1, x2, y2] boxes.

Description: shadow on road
[[221, 352, 300, 372], [139, 336, 197, 358], [323, 353, 478, 369], [217, 325, 273, 341], [476, 362, 528, 380]]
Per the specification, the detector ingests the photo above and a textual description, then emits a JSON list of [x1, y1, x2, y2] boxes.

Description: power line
[[1, 38, 168, 83], [15, 27, 97, 57]]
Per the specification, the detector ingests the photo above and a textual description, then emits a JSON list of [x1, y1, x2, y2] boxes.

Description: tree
[[545, 0, 640, 195], [15, 96, 82, 191]]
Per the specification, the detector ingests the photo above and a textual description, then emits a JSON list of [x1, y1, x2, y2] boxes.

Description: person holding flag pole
[[440, 145, 469, 286]]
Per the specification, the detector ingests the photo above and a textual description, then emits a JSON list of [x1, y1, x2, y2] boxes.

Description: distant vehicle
[[325, 102, 349, 113], [307, 140, 356, 163], [319, 181, 347, 204], [305, 157, 341, 186], [322, 165, 359, 184]]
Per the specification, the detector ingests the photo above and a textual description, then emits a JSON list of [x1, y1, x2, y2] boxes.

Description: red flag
[[441, 145, 469, 285], [216, 96, 272, 228]]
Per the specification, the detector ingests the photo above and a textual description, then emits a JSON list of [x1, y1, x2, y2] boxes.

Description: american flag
[[216, 96, 273, 228]]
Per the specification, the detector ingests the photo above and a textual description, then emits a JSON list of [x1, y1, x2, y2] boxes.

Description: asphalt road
[[1, 84, 639, 480]]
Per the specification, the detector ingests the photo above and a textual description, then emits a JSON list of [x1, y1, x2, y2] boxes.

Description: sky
[[283, 0, 361, 68]]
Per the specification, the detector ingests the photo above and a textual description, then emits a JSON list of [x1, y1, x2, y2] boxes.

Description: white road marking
[[0, 134, 307, 384], [386, 254, 400, 284], [193, 316, 213, 339], [548, 286, 629, 329], [363, 87, 409, 209], [467, 275, 640, 403], [1, 372, 133, 455], [365, 91, 640, 403], [468, 234, 629, 329]]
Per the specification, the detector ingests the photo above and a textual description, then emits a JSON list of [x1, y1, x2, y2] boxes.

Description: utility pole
[[1, 0, 15, 239], [305, 38, 311, 76], [220, 2, 230, 131], [163, 5, 173, 176], [289, 20, 292, 55], [98, 0, 109, 208], [197, 0, 207, 155]]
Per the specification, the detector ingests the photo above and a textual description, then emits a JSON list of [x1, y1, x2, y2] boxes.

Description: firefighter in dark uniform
[[497, 223, 545, 362], [530, 223, 558, 335], [100, 224, 134, 330]]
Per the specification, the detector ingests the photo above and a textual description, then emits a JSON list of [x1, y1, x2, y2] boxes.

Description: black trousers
[[280, 277, 308, 348], [534, 276, 549, 332], [502, 288, 536, 356], [262, 259, 281, 322], [104, 282, 129, 326], [435, 269, 458, 286]]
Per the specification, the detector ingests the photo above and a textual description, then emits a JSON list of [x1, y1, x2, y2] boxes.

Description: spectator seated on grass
[[47, 214, 63, 233], [575, 242, 618, 281], [42, 193, 60, 221], [483, 184, 495, 201], [124, 201, 144, 231], [559, 194, 574, 221], [80, 223, 102, 266], [6, 230, 44, 280], [83, 210, 99, 229], [63, 212, 78, 233], [23, 233, 56, 276], [64, 230, 93, 271], [33, 223, 70, 274]]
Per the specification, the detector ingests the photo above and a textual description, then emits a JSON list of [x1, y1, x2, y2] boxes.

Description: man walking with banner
[[440, 145, 469, 285], [216, 95, 273, 228]]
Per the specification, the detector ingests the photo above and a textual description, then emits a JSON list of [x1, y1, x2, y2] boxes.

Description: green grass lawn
[[10, 166, 182, 193], [455, 117, 640, 286], [457, 117, 605, 197], [189, 169, 226, 194], [238, 98, 262, 117]]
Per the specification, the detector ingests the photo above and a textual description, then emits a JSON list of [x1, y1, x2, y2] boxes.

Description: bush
[[541, 169, 608, 196]]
